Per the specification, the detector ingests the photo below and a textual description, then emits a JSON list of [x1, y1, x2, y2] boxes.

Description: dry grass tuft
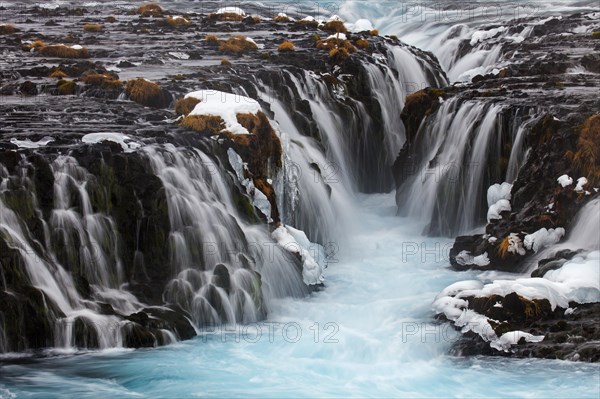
[[220, 58, 232, 66], [355, 38, 369, 49], [175, 97, 201, 116], [83, 23, 103, 32], [49, 69, 68, 78], [218, 35, 258, 54], [278, 40, 295, 52], [316, 37, 357, 54], [274, 15, 290, 22], [125, 78, 171, 108], [57, 79, 77, 95], [165, 16, 191, 26], [180, 114, 226, 133], [369, 29, 379, 36], [496, 236, 510, 258], [209, 12, 244, 21], [322, 20, 347, 33], [295, 19, 319, 28], [0, 24, 18, 34], [39, 44, 90, 59], [137, 3, 163, 17], [105, 16, 117, 23], [565, 114, 600, 184], [328, 47, 350, 63], [81, 72, 123, 89], [205, 34, 220, 45]]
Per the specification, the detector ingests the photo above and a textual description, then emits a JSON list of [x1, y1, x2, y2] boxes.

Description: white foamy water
[[1, 194, 598, 398]]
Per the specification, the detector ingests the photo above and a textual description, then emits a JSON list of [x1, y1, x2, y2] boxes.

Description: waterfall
[[144, 144, 308, 326], [0, 32, 448, 353]]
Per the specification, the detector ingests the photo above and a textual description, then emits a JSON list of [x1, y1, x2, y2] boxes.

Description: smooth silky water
[[1, 194, 598, 398]]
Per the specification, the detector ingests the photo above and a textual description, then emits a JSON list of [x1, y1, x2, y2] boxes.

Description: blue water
[[1, 194, 599, 398]]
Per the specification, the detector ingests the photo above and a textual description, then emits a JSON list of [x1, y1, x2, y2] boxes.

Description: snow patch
[[455, 251, 490, 267], [347, 18, 374, 33], [81, 133, 141, 152], [575, 177, 588, 193], [169, 52, 190, 60], [470, 26, 507, 46], [326, 33, 347, 41], [491, 331, 545, 351], [215, 7, 245, 16], [487, 199, 511, 222], [186, 90, 261, 135], [487, 182, 512, 207], [524, 228, 565, 253], [10, 136, 54, 149], [557, 174, 573, 187], [272, 225, 325, 285]]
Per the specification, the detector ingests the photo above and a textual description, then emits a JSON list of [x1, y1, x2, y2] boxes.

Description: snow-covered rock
[[487, 182, 512, 207], [557, 174, 573, 187], [487, 199, 511, 222], [272, 225, 326, 285], [215, 7, 245, 16], [81, 133, 141, 153], [523, 227, 565, 253], [186, 90, 261, 134]]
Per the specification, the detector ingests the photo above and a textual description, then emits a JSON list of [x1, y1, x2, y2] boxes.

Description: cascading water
[[396, 98, 542, 237], [1, 1, 599, 396], [143, 144, 308, 325]]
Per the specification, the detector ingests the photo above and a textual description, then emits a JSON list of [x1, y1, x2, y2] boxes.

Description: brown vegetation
[[180, 114, 226, 133], [278, 40, 295, 52], [137, 3, 163, 17], [322, 20, 347, 33], [0, 24, 18, 34], [355, 38, 369, 49], [220, 58, 232, 66], [81, 72, 123, 89], [49, 70, 68, 78], [175, 97, 201, 116], [208, 12, 244, 21], [57, 79, 77, 95], [39, 44, 90, 59], [165, 16, 191, 27], [566, 114, 600, 184], [125, 78, 171, 108], [274, 15, 290, 22], [328, 47, 350, 63], [295, 19, 319, 28], [369, 29, 379, 36], [218, 35, 258, 54], [83, 23, 103, 32], [316, 37, 357, 54]]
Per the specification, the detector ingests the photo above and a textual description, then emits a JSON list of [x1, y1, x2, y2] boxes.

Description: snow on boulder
[[487, 198, 511, 222], [487, 182, 512, 207], [506, 233, 526, 255], [272, 225, 325, 285], [10, 136, 54, 149], [557, 174, 573, 187], [575, 177, 588, 192], [491, 331, 545, 351], [524, 227, 565, 253], [215, 7, 245, 16], [348, 18, 374, 33], [455, 251, 490, 267], [470, 26, 507, 46], [185, 90, 261, 134], [325, 33, 347, 41], [81, 133, 141, 153]]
